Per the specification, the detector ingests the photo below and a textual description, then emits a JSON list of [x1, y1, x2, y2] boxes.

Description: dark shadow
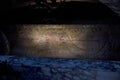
[[0, 61, 22, 80], [1, 1, 120, 24]]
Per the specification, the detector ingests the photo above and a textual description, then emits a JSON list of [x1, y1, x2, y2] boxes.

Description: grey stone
[[64, 77, 70, 80], [73, 76, 80, 80], [41, 67, 51, 76], [96, 71, 120, 80], [0, 56, 120, 80], [100, 0, 120, 16], [65, 73, 72, 78]]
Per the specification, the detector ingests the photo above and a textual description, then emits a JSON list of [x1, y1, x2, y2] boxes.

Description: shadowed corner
[[1, 0, 120, 24], [0, 31, 10, 55], [0, 61, 22, 80]]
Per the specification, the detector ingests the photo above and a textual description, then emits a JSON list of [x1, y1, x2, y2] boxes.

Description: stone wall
[[0, 56, 120, 80], [100, 0, 120, 16]]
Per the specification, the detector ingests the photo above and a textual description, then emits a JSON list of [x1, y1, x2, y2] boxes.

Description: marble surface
[[0, 56, 120, 80]]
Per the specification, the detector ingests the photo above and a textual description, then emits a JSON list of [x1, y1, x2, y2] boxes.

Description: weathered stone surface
[[0, 56, 120, 80], [6, 25, 120, 60], [100, 0, 120, 16]]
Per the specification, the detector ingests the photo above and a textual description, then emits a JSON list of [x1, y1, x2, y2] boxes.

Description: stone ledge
[[0, 56, 120, 80]]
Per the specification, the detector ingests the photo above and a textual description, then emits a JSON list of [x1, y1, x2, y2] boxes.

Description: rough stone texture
[[0, 56, 120, 80], [100, 0, 120, 16], [5, 24, 120, 60]]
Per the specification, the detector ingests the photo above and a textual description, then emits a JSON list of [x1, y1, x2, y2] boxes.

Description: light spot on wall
[[12, 25, 109, 58]]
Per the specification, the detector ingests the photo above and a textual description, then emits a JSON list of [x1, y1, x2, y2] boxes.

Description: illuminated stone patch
[[12, 25, 109, 58]]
